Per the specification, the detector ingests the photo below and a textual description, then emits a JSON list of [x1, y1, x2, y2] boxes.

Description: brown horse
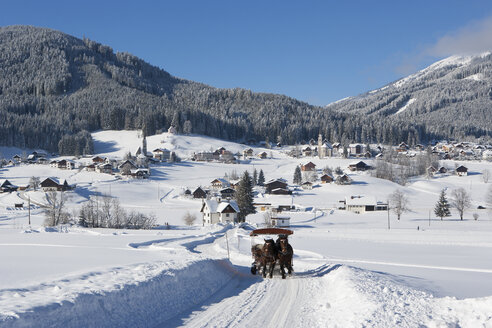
[[260, 239, 277, 278], [277, 238, 293, 279]]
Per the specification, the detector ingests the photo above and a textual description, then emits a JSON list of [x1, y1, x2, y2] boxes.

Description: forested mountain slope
[[327, 54, 492, 144], [0, 25, 491, 155]]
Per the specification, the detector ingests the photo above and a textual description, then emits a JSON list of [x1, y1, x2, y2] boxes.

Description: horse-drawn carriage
[[250, 228, 294, 279]]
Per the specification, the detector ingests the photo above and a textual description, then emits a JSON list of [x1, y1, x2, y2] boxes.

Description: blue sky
[[2, 1, 492, 105]]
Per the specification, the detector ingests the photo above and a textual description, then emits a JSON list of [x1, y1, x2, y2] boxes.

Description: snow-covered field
[[1, 131, 492, 327]]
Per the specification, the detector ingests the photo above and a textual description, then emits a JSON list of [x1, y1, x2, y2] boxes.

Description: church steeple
[[142, 134, 147, 156]]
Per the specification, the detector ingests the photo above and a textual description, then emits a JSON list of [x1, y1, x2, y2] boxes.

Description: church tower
[[318, 134, 324, 159], [142, 133, 147, 156]]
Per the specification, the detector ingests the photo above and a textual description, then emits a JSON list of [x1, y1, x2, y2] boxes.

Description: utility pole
[[387, 201, 390, 230], [225, 231, 231, 260], [28, 196, 31, 226], [428, 210, 431, 227]]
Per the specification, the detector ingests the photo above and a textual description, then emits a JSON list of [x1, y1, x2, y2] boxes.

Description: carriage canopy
[[249, 228, 294, 237]]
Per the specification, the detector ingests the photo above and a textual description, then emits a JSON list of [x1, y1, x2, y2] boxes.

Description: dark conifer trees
[[293, 166, 302, 185], [434, 189, 451, 220], [235, 171, 256, 222]]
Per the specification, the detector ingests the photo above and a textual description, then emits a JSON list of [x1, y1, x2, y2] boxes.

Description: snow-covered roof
[[202, 199, 218, 213], [0, 179, 13, 187], [265, 178, 287, 184], [211, 178, 229, 185], [203, 199, 240, 213], [217, 200, 240, 213], [345, 196, 377, 206]]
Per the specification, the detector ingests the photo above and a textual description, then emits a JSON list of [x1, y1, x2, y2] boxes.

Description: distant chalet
[[40, 177, 71, 192], [348, 161, 371, 171], [264, 179, 290, 194]]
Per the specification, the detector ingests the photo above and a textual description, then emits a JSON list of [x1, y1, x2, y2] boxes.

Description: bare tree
[[451, 188, 471, 220], [473, 213, 479, 221], [483, 169, 490, 183], [263, 211, 273, 228], [29, 176, 40, 191], [389, 189, 409, 220], [303, 170, 318, 183], [44, 190, 69, 226], [183, 211, 197, 226]]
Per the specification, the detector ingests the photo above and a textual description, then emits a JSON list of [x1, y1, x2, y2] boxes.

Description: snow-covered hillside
[[1, 132, 492, 327]]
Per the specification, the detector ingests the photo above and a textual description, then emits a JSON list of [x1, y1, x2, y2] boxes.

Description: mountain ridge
[[0, 25, 490, 155]]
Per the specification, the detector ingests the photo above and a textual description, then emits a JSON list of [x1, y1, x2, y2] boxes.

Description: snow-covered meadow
[[1, 131, 492, 327]]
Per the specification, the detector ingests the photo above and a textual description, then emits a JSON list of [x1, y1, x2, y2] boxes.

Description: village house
[[253, 202, 272, 212], [193, 187, 207, 199], [302, 146, 313, 157], [193, 152, 214, 162], [85, 164, 96, 172], [118, 160, 138, 175], [348, 161, 371, 171], [152, 148, 171, 162], [271, 216, 290, 228], [201, 199, 240, 224], [92, 156, 106, 164], [456, 165, 468, 176], [320, 174, 334, 183], [336, 174, 352, 185], [220, 187, 235, 198], [270, 188, 292, 195], [301, 162, 316, 172], [332, 143, 342, 155], [243, 148, 254, 158], [264, 179, 289, 194], [50, 160, 58, 168], [66, 160, 75, 170], [427, 166, 437, 176], [438, 166, 448, 174], [301, 181, 313, 190], [0, 180, 17, 193], [344, 195, 388, 214], [40, 177, 71, 192], [258, 151, 268, 159], [397, 142, 409, 152], [12, 155, 21, 163], [131, 168, 150, 179], [57, 159, 67, 169], [37, 157, 49, 165], [211, 178, 230, 190], [219, 150, 236, 163], [349, 144, 366, 156], [96, 163, 113, 174]]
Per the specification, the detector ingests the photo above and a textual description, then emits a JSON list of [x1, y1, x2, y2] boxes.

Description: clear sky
[[2, 0, 492, 105]]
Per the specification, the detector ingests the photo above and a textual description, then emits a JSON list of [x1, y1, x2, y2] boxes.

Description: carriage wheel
[[251, 265, 257, 275]]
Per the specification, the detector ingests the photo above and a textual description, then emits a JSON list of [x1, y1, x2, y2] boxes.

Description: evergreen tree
[[257, 169, 265, 186], [235, 171, 256, 222], [434, 189, 451, 220], [252, 169, 258, 186], [293, 166, 302, 185]]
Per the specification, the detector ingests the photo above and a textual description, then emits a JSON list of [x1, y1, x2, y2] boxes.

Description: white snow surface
[[1, 132, 492, 327]]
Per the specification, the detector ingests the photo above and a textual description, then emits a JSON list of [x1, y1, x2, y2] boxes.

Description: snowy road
[[170, 264, 338, 328]]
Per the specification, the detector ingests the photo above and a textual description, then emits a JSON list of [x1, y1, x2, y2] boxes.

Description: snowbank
[[1, 259, 236, 328]]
